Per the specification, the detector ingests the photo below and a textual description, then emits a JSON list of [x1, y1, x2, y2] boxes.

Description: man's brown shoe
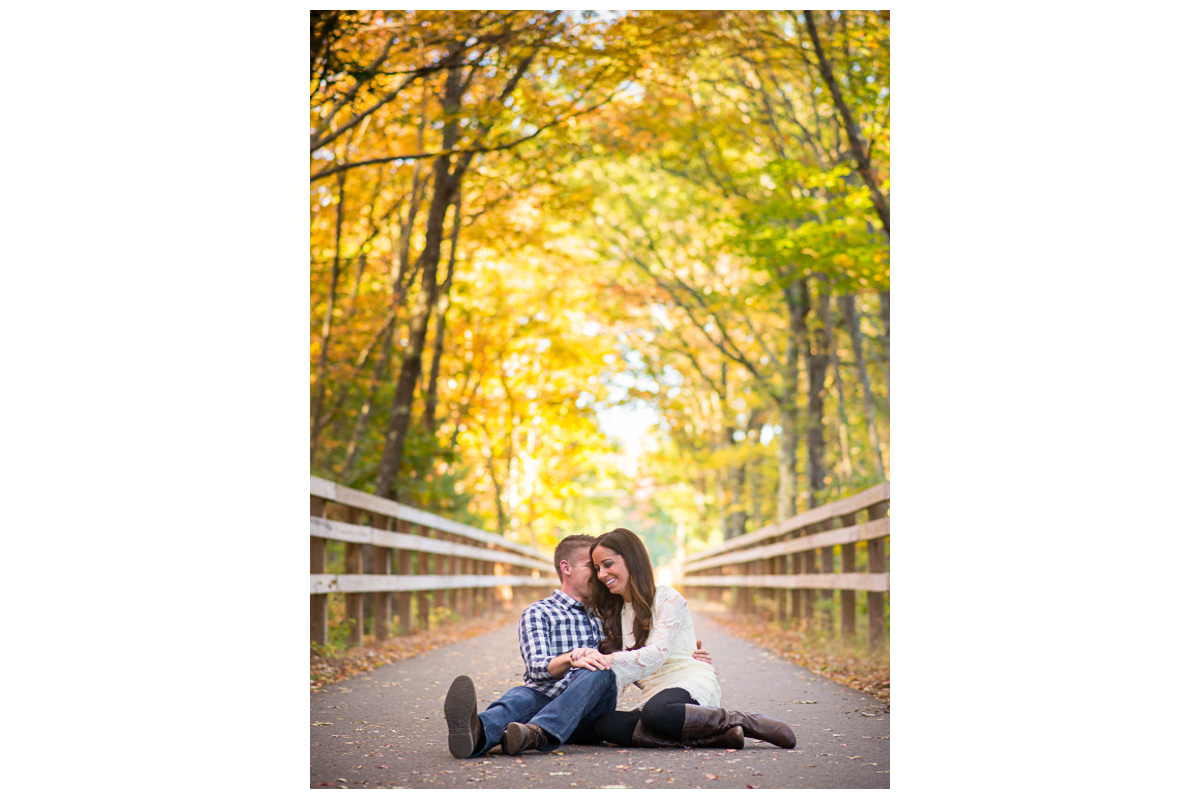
[[502, 722, 547, 755], [444, 675, 483, 758]]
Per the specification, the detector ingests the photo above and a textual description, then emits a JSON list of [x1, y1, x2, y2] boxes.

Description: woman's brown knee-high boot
[[681, 706, 796, 749], [630, 720, 745, 749]]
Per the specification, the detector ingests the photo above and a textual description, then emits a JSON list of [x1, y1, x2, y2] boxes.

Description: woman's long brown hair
[[586, 528, 657, 653]]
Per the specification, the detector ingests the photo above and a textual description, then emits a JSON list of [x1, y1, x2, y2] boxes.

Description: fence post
[[495, 559, 508, 610], [774, 537, 787, 622], [818, 519, 836, 632], [346, 538, 364, 646], [393, 519, 413, 635], [360, 512, 374, 638], [371, 512, 391, 643], [473, 555, 485, 618], [788, 532, 802, 625], [801, 524, 817, 630], [311, 496, 328, 649], [444, 537, 456, 620], [434, 536, 448, 623], [735, 563, 750, 615], [472, 553, 483, 617], [518, 566, 531, 607], [867, 500, 889, 648], [839, 511, 859, 640], [457, 537, 471, 620], [452, 539, 467, 619], [417, 525, 432, 630]]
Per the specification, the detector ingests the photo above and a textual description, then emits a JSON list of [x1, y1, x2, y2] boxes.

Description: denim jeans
[[473, 668, 618, 756]]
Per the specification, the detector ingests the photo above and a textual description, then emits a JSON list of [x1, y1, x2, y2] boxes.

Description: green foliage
[[430, 606, 461, 627], [310, 10, 889, 565]]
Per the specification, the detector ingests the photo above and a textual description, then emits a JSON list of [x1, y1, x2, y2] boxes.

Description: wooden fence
[[310, 475, 557, 649], [680, 482, 890, 646]]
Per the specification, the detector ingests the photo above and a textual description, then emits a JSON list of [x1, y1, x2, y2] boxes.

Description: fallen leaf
[[706, 774, 719, 780]]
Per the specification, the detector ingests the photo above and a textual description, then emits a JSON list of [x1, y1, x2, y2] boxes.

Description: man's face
[[561, 549, 596, 599]]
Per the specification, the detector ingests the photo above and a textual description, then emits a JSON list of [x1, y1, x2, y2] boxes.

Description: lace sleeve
[[610, 589, 685, 689]]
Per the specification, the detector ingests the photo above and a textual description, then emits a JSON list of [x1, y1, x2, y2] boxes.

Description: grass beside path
[[700, 605, 890, 706]]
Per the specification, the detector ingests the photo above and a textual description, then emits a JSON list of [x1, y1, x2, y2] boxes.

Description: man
[[443, 534, 710, 758]]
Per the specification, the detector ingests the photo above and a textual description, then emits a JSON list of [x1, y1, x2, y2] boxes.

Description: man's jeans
[[473, 668, 618, 756]]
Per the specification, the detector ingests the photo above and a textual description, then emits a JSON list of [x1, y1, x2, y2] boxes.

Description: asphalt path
[[310, 608, 890, 789]]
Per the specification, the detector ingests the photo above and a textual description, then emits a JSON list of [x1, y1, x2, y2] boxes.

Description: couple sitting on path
[[443, 528, 796, 757]]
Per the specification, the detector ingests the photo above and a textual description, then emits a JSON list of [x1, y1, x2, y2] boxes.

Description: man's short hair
[[553, 534, 596, 580]]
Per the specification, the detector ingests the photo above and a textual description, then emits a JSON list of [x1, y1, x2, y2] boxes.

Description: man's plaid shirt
[[519, 589, 602, 698]]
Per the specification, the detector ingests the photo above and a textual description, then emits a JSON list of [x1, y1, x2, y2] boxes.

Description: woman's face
[[592, 545, 631, 601]]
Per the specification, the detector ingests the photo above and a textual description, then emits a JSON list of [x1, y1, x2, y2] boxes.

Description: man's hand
[[568, 647, 612, 671], [691, 639, 712, 665]]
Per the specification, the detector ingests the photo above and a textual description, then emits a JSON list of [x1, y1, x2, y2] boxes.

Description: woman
[[583, 528, 795, 750]]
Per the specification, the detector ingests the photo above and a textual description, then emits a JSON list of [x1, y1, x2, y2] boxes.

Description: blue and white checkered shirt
[[519, 589, 602, 699]]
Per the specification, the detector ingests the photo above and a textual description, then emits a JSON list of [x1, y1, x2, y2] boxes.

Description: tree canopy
[[310, 10, 889, 560]]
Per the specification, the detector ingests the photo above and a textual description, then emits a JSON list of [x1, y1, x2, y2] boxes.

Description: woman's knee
[[642, 688, 690, 721], [641, 691, 673, 718], [640, 689, 693, 739]]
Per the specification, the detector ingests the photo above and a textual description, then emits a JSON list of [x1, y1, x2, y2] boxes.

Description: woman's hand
[[691, 639, 712, 664], [569, 648, 612, 671]]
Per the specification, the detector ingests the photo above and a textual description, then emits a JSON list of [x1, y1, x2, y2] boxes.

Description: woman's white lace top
[[609, 585, 721, 709]]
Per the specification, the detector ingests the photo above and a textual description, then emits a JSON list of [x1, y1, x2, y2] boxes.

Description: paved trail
[[310, 609, 889, 789]]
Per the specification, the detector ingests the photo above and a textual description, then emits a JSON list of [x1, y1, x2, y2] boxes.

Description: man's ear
[[560, 559, 570, 576]]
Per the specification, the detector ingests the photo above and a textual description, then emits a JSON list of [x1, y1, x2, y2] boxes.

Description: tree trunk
[[777, 277, 805, 521], [423, 195, 463, 435], [801, 279, 829, 508], [803, 10, 890, 238], [840, 294, 885, 478], [732, 405, 764, 536], [726, 456, 747, 540], [878, 288, 890, 387], [374, 65, 468, 500], [718, 364, 747, 541], [339, 121, 430, 480], [746, 422, 763, 531], [824, 293, 853, 484], [310, 170, 347, 465]]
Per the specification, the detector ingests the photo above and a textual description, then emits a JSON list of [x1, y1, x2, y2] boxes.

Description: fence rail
[[680, 482, 890, 646], [310, 476, 556, 649]]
